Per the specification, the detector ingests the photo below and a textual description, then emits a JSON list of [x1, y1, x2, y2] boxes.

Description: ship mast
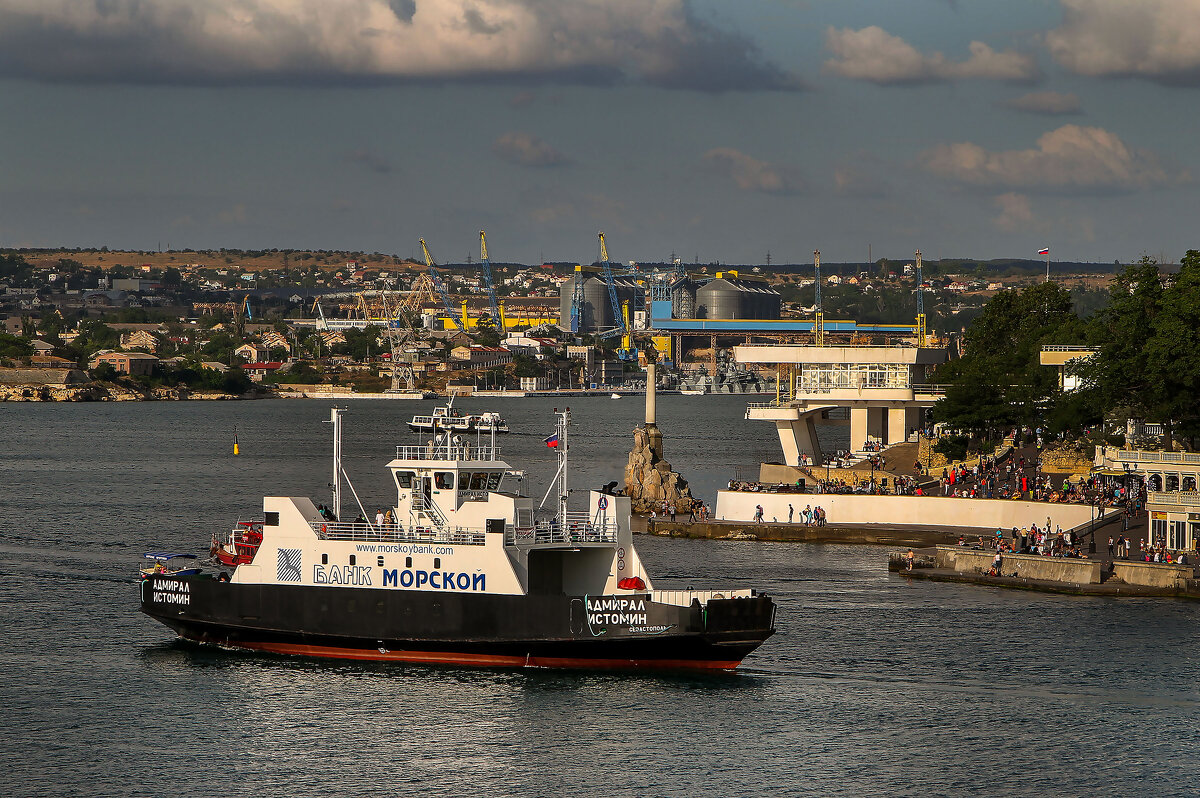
[[327, 407, 344, 520], [556, 407, 570, 529]]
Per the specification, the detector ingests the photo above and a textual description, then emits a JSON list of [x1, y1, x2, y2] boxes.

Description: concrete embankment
[[715, 491, 1105, 533], [646, 519, 963, 547], [890, 545, 1200, 599]]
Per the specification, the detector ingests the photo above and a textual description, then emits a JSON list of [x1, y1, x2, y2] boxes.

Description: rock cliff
[[623, 425, 696, 514]]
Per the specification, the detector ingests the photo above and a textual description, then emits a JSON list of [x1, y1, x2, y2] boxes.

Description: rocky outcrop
[[0, 383, 114, 401], [623, 425, 697, 515]]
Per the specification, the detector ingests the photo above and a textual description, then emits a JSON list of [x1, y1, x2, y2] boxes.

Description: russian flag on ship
[[1037, 247, 1050, 255], [543, 433, 559, 448]]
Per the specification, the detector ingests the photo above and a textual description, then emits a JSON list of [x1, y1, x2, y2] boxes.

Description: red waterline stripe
[[225, 640, 741, 670]]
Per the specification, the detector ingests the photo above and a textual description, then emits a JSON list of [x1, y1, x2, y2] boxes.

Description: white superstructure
[[227, 408, 748, 606]]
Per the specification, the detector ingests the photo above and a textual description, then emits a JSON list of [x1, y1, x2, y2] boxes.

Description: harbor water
[[3, 397, 1198, 797]]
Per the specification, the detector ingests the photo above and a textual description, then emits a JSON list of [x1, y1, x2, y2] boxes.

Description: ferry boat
[[140, 408, 776, 670], [407, 398, 509, 434]]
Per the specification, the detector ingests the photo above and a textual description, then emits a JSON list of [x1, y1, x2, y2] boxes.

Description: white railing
[[1146, 491, 1200, 506], [310, 520, 486, 546], [1113, 450, 1200, 465], [1041, 345, 1097, 352], [504, 513, 618, 545], [650, 589, 755, 606], [395, 444, 499, 461]]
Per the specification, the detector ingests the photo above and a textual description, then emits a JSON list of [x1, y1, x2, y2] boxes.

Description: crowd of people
[[753, 503, 827, 525], [960, 518, 1090, 563], [649, 500, 712, 523]]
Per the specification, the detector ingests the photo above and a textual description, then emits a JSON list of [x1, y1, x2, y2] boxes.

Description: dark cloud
[[1047, 0, 1200, 86], [0, 1, 800, 92], [347, 148, 396, 175], [509, 91, 536, 108], [1001, 91, 1082, 116], [493, 132, 569, 167], [386, 0, 416, 23]]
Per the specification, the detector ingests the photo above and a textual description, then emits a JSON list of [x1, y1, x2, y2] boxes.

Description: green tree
[[66, 319, 120, 362], [202, 330, 239, 363], [472, 316, 501, 347], [335, 326, 380, 360], [0, 332, 34, 360], [1145, 250, 1200, 445], [933, 282, 1084, 441], [1079, 256, 1165, 434]]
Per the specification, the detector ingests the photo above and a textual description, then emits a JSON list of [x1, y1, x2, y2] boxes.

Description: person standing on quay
[[788, 504, 794, 524]]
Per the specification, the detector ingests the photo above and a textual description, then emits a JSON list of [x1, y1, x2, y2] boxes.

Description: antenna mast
[[915, 249, 926, 348], [813, 249, 824, 347]]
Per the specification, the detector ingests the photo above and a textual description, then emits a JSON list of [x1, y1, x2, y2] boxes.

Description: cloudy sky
[[1, 0, 1198, 265]]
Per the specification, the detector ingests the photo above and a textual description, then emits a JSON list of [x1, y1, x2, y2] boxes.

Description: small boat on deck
[[140, 553, 201, 580], [212, 521, 263, 567]]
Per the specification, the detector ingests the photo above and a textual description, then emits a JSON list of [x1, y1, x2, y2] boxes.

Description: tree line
[[933, 251, 1200, 451]]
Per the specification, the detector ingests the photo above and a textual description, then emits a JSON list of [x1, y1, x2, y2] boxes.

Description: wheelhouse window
[[469, 472, 488, 491], [395, 471, 415, 489], [487, 472, 502, 490], [435, 471, 455, 490]]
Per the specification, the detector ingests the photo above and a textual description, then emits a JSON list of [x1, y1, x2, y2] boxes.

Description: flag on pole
[[1037, 247, 1050, 255], [543, 433, 559, 448]]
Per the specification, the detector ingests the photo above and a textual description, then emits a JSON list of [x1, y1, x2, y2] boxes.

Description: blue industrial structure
[[649, 301, 918, 334]]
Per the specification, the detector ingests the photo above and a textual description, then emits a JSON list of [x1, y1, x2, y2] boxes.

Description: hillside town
[[0, 246, 1112, 400]]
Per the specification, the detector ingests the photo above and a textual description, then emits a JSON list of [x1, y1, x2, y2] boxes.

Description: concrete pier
[[646, 519, 964, 547], [890, 545, 1200, 599]]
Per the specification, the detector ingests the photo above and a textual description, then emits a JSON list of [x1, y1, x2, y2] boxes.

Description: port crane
[[479, 231, 502, 329], [419, 238, 462, 330], [597, 232, 625, 341]]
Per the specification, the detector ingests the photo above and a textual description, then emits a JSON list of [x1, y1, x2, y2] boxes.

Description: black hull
[[140, 576, 775, 671]]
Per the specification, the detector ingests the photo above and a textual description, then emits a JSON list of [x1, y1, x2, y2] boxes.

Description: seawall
[[646, 519, 961, 547], [715, 491, 1107, 533], [890, 546, 1200, 599]]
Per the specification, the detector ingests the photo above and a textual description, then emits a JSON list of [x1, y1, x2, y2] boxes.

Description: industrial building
[[557, 270, 781, 334], [557, 273, 641, 332]]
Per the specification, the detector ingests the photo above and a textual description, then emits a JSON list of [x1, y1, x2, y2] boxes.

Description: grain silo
[[695, 277, 746, 319]]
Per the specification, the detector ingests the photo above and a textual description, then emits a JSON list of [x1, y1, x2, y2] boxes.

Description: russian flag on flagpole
[[1037, 247, 1050, 255], [543, 433, 559, 448]]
